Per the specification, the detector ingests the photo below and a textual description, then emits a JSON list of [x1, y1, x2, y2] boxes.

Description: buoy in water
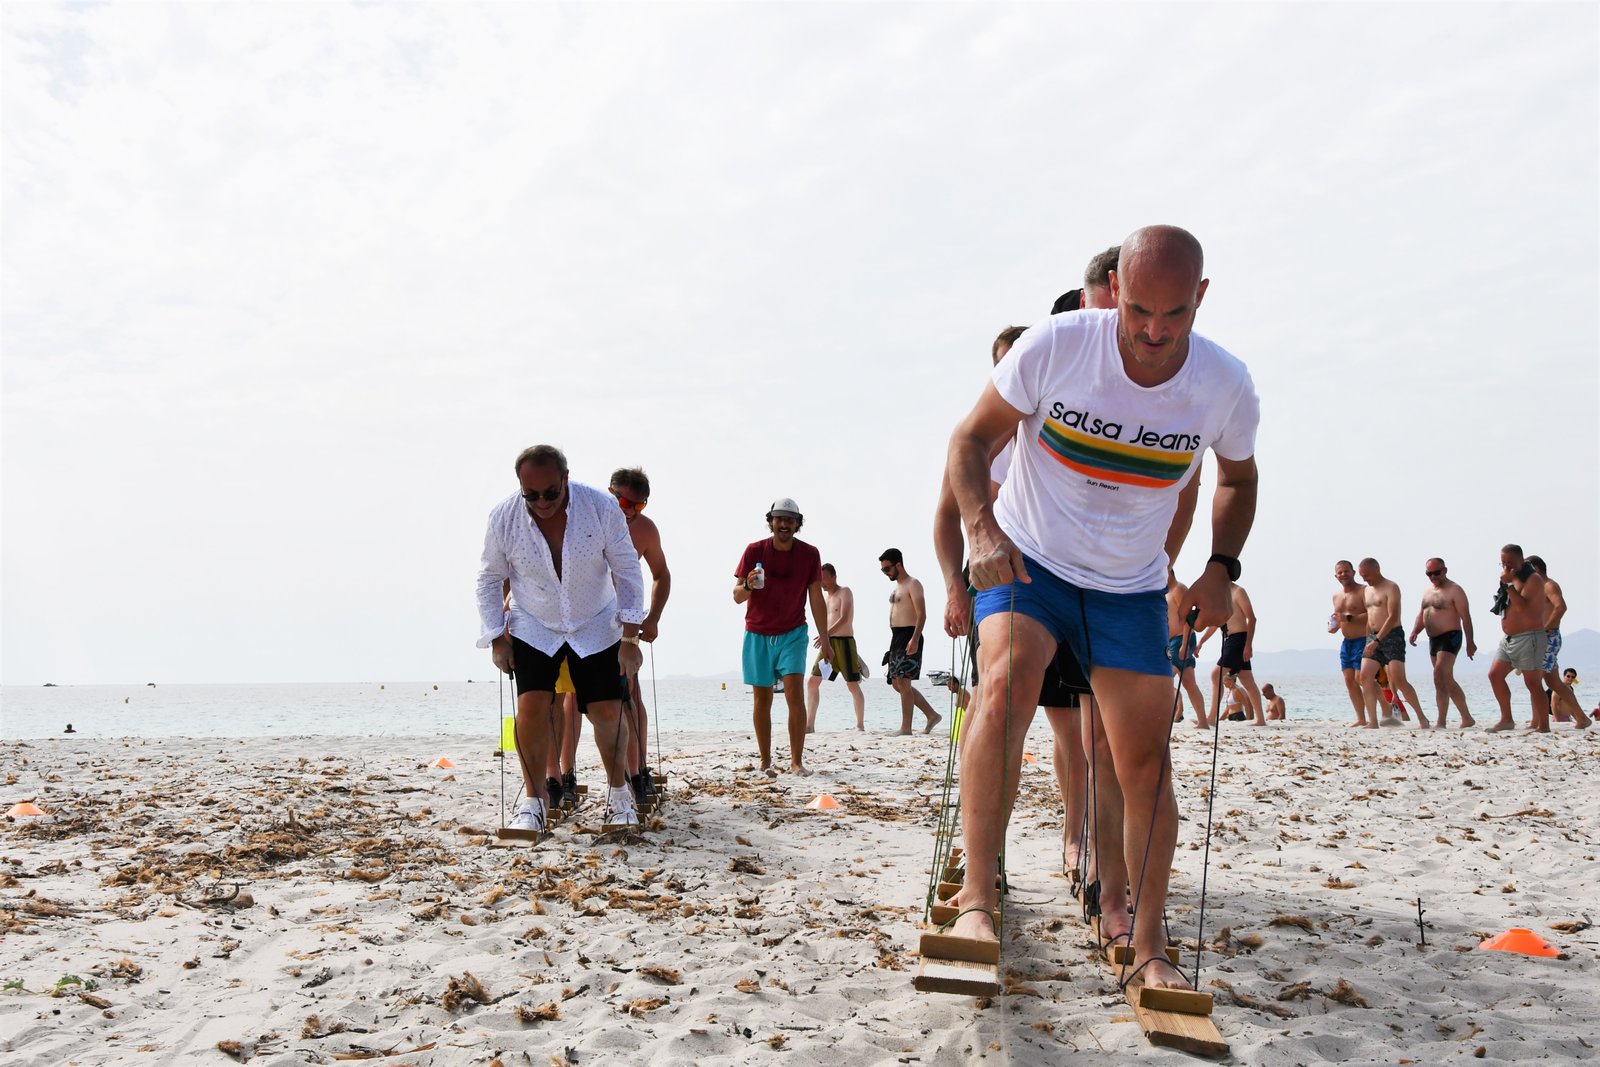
[[721, 682, 727, 690]]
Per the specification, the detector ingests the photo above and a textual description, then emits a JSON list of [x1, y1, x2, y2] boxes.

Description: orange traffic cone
[[429, 757, 455, 769], [1479, 928, 1559, 957], [5, 802, 46, 818], [1022, 752, 1039, 764], [806, 794, 841, 810]]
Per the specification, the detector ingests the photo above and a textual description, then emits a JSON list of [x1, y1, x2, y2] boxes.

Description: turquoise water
[[1, 672, 1562, 740]]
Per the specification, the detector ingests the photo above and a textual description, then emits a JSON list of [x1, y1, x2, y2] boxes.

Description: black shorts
[[1218, 631, 1251, 672], [1428, 629, 1463, 659], [886, 625, 923, 682], [1039, 641, 1090, 708], [1366, 626, 1407, 666], [511, 637, 623, 709]]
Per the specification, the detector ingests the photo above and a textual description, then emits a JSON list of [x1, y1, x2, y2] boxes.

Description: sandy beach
[[2, 720, 1596, 1065]]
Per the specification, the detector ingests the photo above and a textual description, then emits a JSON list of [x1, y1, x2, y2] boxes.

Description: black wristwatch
[[1207, 553, 1242, 581]]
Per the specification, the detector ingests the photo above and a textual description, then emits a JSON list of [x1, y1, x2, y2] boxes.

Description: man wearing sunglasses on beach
[[476, 444, 647, 831], [608, 467, 672, 803]]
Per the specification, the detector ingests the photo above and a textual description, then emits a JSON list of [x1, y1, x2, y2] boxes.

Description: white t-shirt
[[991, 309, 1259, 594], [989, 437, 1015, 485]]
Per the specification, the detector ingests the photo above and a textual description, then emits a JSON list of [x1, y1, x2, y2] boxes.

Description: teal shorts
[[743, 625, 809, 686]]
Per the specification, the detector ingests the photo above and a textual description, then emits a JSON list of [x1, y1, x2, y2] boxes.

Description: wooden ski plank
[[1125, 987, 1228, 1057], [918, 930, 1001, 965], [912, 956, 1000, 997]]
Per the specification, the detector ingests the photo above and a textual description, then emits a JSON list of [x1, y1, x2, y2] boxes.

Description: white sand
[[2, 720, 1596, 1065]]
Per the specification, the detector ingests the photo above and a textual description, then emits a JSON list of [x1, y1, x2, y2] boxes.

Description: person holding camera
[[1487, 543, 1553, 733]]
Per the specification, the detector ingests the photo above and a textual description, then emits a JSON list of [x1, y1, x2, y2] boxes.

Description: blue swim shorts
[[742, 625, 809, 686], [1167, 633, 1197, 671], [1339, 636, 1365, 672], [973, 557, 1168, 678]]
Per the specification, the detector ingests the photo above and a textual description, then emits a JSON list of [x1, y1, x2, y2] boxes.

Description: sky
[[3, 2, 1597, 687]]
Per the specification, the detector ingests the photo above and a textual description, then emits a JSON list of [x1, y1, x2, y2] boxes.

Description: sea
[[0, 673, 1561, 740]]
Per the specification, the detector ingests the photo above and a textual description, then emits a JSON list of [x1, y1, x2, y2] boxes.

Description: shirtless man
[[1526, 556, 1591, 729], [1329, 560, 1376, 726], [1407, 557, 1476, 728], [610, 468, 672, 802], [880, 548, 942, 735], [1487, 544, 1553, 733], [1166, 574, 1210, 726], [805, 563, 867, 732], [1357, 558, 1427, 729], [1209, 582, 1264, 726], [1261, 683, 1285, 720]]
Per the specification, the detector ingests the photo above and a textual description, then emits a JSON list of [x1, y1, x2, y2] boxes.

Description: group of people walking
[[1329, 549, 1588, 732]]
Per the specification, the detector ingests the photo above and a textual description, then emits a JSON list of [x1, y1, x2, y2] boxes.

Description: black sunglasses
[[1425, 569, 1444, 577], [521, 485, 563, 503]]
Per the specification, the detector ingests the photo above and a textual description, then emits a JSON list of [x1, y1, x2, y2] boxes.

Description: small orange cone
[[1479, 928, 1559, 957], [806, 794, 841, 810], [429, 757, 455, 769], [1022, 752, 1039, 764], [6, 802, 46, 818]]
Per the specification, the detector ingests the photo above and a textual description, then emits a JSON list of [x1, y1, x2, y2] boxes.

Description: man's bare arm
[[949, 384, 1031, 590], [1455, 584, 1477, 656], [908, 579, 928, 654], [808, 582, 831, 644], [935, 435, 1012, 635], [1408, 604, 1426, 645], [1236, 585, 1257, 658], [837, 588, 855, 632], [1162, 473, 1202, 566], [1544, 581, 1567, 631], [639, 538, 671, 642], [1179, 454, 1258, 629]]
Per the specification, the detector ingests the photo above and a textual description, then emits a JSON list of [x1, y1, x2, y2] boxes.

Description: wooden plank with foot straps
[[1086, 918, 1228, 1057], [913, 920, 1001, 998]]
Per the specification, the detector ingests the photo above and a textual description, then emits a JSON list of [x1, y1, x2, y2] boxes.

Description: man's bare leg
[[780, 673, 810, 773], [513, 690, 555, 803], [1043, 705, 1086, 876], [1082, 701, 1132, 943], [624, 674, 648, 775], [1342, 668, 1368, 727], [1359, 660, 1389, 728], [1207, 666, 1225, 728], [949, 613, 1051, 943], [1524, 672, 1551, 732], [846, 681, 866, 731], [1180, 667, 1206, 725], [1486, 660, 1516, 731], [586, 700, 631, 788], [894, 677, 943, 734], [1386, 662, 1428, 729], [559, 693, 581, 774], [804, 674, 822, 733], [752, 685, 776, 770], [1094, 667, 1189, 989], [1432, 651, 1474, 728], [1237, 669, 1266, 726]]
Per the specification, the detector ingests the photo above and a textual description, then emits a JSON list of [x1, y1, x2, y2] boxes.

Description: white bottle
[[750, 563, 765, 590]]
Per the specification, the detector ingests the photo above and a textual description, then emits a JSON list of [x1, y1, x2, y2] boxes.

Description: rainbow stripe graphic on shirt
[[1037, 417, 1195, 488]]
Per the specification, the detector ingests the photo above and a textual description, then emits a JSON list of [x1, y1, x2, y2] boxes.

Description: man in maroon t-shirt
[[733, 497, 831, 776]]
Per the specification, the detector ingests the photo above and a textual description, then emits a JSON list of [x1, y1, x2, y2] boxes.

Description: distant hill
[[1252, 628, 1599, 678]]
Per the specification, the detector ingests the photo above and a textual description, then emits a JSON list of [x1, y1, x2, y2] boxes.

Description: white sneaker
[[605, 785, 639, 826], [508, 797, 546, 832]]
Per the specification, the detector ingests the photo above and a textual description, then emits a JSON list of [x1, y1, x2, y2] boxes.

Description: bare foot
[[760, 763, 778, 778], [1458, 716, 1476, 728], [950, 907, 998, 942], [789, 763, 812, 776], [923, 711, 943, 734], [1127, 950, 1192, 991], [1574, 716, 1592, 731], [1416, 718, 1430, 730], [1485, 721, 1514, 733], [894, 729, 912, 736]]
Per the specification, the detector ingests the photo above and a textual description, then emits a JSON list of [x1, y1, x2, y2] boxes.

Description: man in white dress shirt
[[477, 444, 647, 831]]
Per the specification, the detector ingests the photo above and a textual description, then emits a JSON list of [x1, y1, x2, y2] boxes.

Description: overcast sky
[[3, 2, 1596, 687]]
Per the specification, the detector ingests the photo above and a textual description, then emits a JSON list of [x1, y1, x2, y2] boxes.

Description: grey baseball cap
[[767, 497, 802, 518]]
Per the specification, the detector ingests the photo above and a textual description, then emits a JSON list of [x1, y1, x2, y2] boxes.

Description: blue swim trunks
[[973, 556, 1168, 678], [742, 625, 809, 686], [1167, 633, 1197, 670], [1339, 636, 1365, 672]]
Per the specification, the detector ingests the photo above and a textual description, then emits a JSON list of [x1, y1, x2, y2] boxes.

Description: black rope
[[1191, 645, 1229, 986]]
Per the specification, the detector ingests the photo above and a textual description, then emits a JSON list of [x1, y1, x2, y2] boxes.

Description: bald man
[[946, 224, 1260, 993]]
